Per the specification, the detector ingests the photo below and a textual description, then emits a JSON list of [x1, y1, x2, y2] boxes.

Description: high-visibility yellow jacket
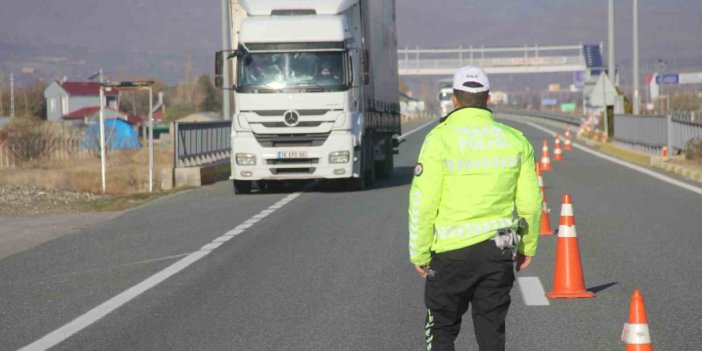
[[409, 107, 542, 266]]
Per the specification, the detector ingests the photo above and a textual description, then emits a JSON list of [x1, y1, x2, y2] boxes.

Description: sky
[[0, 0, 700, 85]]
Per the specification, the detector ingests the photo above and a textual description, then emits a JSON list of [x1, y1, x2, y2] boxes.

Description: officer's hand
[[415, 265, 429, 278], [515, 254, 532, 272]]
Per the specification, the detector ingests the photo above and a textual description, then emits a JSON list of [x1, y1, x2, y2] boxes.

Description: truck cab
[[217, 0, 400, 194]]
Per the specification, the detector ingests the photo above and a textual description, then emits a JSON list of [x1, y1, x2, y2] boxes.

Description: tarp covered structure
[[82, 119, 141, 151]]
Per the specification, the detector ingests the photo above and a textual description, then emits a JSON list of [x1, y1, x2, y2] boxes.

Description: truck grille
[[260, 122, 323, 128], [247, 109, 339, 117], [254, 133, 330, 147], [270, 167, 316, 175]]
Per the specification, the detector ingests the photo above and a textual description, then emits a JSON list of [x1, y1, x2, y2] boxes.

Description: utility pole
[[632, 0, 641, 114], [148, 86, 154, 193], [10, 73, 15, 118], [608, 0, 616, 82], [221, 0, 232, 120], [99, 86, 107, 193]]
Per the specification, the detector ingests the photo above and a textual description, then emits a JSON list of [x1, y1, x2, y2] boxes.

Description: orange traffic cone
[[537, 163, 545, 199], [546, 194, 595, 298], [621, 289, 653, 350], [661, 146, 669, 159], [541, 140, 552, 171], [553, 136, 563, 161], [539, 184, 554, 236], [564, 129, 573, 151]]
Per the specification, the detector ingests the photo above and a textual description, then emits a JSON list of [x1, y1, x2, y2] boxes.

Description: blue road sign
[[541, 98, 558, 106], [656, 74, 679, 85], [574, 71, 586, 88]]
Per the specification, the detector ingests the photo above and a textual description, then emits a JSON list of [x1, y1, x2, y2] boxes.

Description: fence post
[[173, 122, 179, 169], [667, 113, 673, 154]]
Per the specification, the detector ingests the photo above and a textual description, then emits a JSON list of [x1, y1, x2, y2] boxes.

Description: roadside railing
[[497, 109, 582, 126], [670, 111, 702, 152], [501, 109, 702, 155], [174, 121, 231, 168], [613, 115, 668, 150], [613, 112, 702, 153]]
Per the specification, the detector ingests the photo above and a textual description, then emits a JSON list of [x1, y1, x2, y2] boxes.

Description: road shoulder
[[0, 212, 122, 260]]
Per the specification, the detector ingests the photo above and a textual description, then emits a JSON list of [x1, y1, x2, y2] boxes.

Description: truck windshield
[[237, 52, 348, 93], [439, 90, 453, 101]]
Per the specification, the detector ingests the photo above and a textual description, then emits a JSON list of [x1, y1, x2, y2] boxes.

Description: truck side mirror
[[214, 50, 239, 89]]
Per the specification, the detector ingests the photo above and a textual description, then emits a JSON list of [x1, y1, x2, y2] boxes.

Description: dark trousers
[[424, 239, 515, 351]]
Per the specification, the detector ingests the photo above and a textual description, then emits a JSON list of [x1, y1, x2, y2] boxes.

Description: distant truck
[[215, 0, 401, 193], [437, 80, 454, 117]]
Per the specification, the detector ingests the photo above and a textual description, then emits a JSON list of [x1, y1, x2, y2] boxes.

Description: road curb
[[577, 135, 702, 183], [650, 157, 702, 183]]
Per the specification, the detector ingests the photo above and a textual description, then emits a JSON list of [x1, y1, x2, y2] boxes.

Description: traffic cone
[[539, 186, 554, 236], [621, 289, 653, 350], [540, 140, 552, 171], [537, 163, 545, 199], [564, 129, 573, 151], [553, 136, 563, 161], [546, 194, 595, 298], [661, 146, 669, 159]]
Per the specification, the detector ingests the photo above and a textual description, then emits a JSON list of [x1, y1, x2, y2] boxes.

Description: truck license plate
[[277, 151, 308, 159]]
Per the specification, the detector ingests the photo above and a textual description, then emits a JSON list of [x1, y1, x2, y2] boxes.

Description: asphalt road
[[1, 114, 701, 350]]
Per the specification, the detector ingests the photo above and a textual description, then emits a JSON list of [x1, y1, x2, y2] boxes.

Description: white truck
[[215, 0, 401, 194], [437, 80, 454, 117]]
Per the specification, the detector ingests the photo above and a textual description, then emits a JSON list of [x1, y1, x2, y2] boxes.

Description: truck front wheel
[[233, 180, 253, 195]]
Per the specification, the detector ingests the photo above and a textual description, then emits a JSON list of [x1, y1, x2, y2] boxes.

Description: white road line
[[19, 192, 304, 351], [507, 117, 702, 196], [399, 119, 438, 140], [517, 277, 550, 306]]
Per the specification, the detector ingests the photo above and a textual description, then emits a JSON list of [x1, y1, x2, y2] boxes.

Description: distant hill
[[0, 39, 210, 86]]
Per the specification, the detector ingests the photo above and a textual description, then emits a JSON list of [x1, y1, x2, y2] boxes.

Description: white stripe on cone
[[561, 204, 573, 216], [558, 225, 577, 238], [621, 323, 651, 344]]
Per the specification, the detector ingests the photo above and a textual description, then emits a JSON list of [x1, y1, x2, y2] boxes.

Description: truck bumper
[[231, 131, 357, 181]]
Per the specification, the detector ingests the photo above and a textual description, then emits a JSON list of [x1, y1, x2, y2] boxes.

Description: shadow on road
[[587, 282, 618, 294], [313, 166, 415, 193], [230, 165, 415, 196]]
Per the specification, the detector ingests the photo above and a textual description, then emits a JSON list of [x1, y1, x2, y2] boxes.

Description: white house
[[44, 81, 119, 121]]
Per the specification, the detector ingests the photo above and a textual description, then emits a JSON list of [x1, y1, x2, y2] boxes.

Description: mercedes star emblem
[[283, 111, 300, 127]]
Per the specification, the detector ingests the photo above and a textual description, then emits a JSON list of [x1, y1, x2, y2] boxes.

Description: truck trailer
[[215, 0, 401, 193]]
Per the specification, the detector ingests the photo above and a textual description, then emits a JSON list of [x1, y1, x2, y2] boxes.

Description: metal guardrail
[[512, 109, 702, 153], [174, 121, 231, 168], [670, 111, 702, 151], [497, 109, 582, 126], [614, 115, 668, 149]]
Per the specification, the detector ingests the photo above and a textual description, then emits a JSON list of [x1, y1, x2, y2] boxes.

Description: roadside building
[[44, 81, 118, 121]]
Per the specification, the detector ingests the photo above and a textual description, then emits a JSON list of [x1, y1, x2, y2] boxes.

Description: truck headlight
[[329, 151, 350, 164], [236, 153, 256, 166]]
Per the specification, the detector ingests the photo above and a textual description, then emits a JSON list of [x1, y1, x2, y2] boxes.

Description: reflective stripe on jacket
[[409, 107, 542, 266]]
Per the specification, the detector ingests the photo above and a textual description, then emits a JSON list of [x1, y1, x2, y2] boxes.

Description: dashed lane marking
[[19, 192, 303, 351], [517, 276, 550, 306]]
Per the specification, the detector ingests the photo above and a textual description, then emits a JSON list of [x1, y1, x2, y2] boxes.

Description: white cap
[[453, 66, 490, 93]]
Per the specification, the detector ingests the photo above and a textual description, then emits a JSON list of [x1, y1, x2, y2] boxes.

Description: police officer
[[408, 66, 542, 351]]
